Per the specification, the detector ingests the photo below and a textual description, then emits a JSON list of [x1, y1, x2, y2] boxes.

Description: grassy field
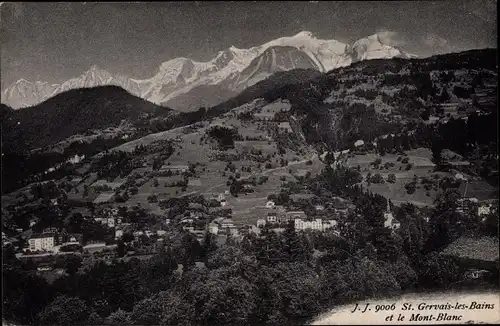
[[346, 147, 463, 207], [45, 100, 325, 224]]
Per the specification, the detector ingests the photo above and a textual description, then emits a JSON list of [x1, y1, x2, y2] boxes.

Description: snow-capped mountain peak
[[16, 78, 30, 84], [2, 31, 416, 109], [351, 33, 407, 62]]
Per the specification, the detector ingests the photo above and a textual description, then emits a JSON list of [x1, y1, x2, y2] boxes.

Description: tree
[[38, 295, 90, 325], [281, 221, 312, 262], [405, 181, 417, 194], [370, 173, 385, 184], [366, 172, 372, 185], [416, 252, 461, 288], [104, 309, 132, 325], [438, 87, 450, 102], [86, 312, 104, 325], [202, 232, 218, 259], [387, 173, 396, 183], [420, 107, 431, 121], [262, 262, 323, 324], [482, 213, 499, 237], [3, 267, 54, 325], [426, 189, 465, 251], [187, 272, 258, 325], [138, 251, 178, 296], [324, 152, 336, 164], [131, 295, 165, 325], [64, 254, 83, 275], [453, 86, 472, 99], [207, 125, 239, 149], [116, 240, 126, 257], [122, 232, 134, 243]]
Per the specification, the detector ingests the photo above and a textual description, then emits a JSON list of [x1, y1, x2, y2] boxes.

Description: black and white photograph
[[1, 1, 498, 325]]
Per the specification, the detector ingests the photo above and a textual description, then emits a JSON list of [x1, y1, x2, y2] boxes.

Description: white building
[[256, 219, 266, 228], [220, 219, 236, 230], [267, 213, 278, 223], [29, 233, 56, 252], [278, 122, 293, 133], [286, 211, 307, 221], [294, 219, 323, 231], [478, 204, 492, 216], [315, 205, 325, 211], [160, 165, 189, 173], [322, 220, 338, 231], [383, 199, 400, 230], [265, 200, 275, 208], [115, 229, 123, 240], [208, 223, 219, 235], [354, 140, 365, 148], [180, 218, 194, 224], [133, 231, 144, 240]]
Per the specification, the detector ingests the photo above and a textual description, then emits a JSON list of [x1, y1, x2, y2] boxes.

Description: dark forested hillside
[[209, 49, 497, 152], [2, 86, 173, 152], [210, 68, 322, 116]]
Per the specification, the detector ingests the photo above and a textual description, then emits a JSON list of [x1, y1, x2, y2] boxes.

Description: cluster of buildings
[[159, 164, 189, 174], [456, 198, 498, 219], [252, 199, 402, 234], [27, 228, 84, 253]]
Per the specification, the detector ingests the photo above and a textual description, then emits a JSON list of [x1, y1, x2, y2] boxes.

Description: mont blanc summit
[[2, 31, 414, 110]]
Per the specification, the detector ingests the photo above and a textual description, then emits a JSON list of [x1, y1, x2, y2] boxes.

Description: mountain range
[[1, 31, 416, 111]]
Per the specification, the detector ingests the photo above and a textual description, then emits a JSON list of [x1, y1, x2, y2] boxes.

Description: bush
[[405, 163, 413, 171], [384, 162, 395, 169], [369, 173, 385, 184], [206, 126, 240, 149], [257, 176, 269, 185], [147, 194, 158, 203], [387, 173, 396, 183], [404, 181, 417, 194], [453, 86, 473, 99], [401, 157, 409, 164]]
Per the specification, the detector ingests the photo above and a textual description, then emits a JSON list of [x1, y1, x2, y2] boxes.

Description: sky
[[0, 1, 497, 89]]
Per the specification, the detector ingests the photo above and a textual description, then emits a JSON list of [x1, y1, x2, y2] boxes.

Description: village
[[4, 163, 497, 279], [2, 93, 498, 280]]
